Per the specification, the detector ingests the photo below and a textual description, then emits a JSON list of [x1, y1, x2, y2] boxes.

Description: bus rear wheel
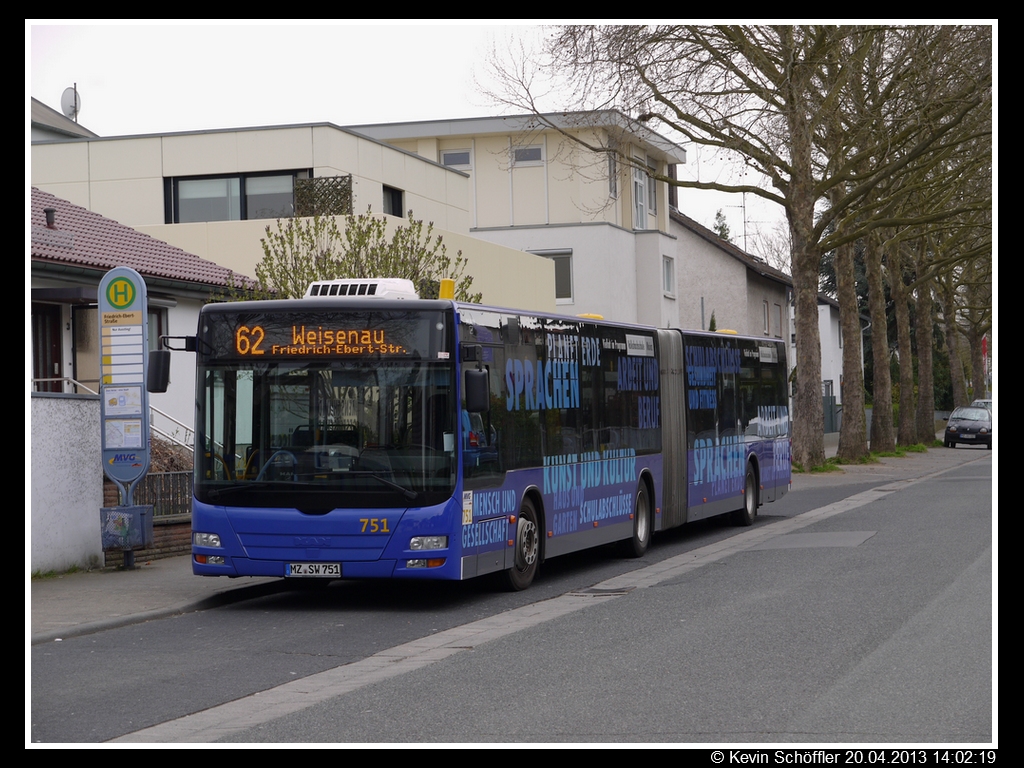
[[732, 463, 758, 526], [619, 482, 652, 558], [502, 498, 539, 591]]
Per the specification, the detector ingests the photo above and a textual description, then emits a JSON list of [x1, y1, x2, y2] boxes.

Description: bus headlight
[[193, 532, 222, 548], [409, 536, 447, 550]]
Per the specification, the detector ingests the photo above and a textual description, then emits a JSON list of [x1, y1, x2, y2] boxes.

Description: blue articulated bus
[[165, 278, 790, 590]]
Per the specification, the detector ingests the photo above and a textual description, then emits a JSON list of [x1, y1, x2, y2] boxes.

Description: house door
[[31, 303, 63, 392]]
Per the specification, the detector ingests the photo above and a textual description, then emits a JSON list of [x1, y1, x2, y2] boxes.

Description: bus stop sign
[[97, 267, 151, 490]]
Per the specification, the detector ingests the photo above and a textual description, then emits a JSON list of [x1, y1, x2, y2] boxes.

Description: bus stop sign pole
[[97, 267, 152, 569]]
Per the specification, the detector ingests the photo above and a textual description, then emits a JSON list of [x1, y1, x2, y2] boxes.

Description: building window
[[647, 159, 658, 216], [512, 145, 543, 166], [774, 304, 783, 339], [530, 249, 573, 304], [608, 151, 618, 198], [245, 175, 295, 220], [166, 170, 310, 224], [663, 255, 675, 296], [763, 300, 771, 335], [633, 157, 647, 229], [383, 185, 404, 216], [441, 150, 471, 169], [177, 177, 240, 222]]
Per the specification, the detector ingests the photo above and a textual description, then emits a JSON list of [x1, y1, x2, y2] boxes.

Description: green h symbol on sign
[[107, 278, 135, 308]]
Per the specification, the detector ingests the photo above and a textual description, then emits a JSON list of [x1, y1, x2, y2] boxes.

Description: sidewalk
[[31, 437, 985, 645], [30, 553, 285, 644]]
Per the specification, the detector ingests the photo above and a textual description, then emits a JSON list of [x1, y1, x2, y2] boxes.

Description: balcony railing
[[295, 175, 353, 217]]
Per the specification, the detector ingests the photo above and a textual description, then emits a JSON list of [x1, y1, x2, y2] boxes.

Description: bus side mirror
[[148, 349, 171, 393], [465, 368, 490, 413]]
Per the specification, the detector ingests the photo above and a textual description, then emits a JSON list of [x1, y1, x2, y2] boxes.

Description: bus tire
[[619, 482, 652, 558], [502, 498, 540, 591], [733, 462, 758, 526]]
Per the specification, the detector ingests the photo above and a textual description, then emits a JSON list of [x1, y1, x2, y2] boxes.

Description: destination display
[[234, 323, 410, 357], [201, 310, 450, 362]]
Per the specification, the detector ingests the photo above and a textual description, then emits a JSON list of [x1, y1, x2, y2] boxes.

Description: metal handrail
[[150, 423, 193, 452], [31, 377, 98, 395], [148, 404, 194, 450]]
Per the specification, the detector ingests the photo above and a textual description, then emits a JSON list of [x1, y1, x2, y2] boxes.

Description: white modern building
[[350, 112, 684, 326], [30, 121, 556, 313]]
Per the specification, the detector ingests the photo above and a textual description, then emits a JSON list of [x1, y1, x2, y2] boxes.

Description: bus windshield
[[197, 360, 456, 509]]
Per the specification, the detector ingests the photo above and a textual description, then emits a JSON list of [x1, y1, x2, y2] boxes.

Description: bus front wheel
[[503, 498, 539, 591]]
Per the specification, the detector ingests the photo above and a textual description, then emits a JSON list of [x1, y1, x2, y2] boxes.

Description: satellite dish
[[60, 86, 81, 121]]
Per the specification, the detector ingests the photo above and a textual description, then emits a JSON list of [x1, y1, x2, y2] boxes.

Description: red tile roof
[[31, 187, 249, 288]]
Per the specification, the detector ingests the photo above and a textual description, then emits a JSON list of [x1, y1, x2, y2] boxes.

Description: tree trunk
[[891, 253, 917, 446], [835, 236, 868, 461], [939, 276, 969, 408], [865, 232, 895, 452], [966, 325, 988, 401], [914, 279, 937, 444], [785, 42, 826, 470]]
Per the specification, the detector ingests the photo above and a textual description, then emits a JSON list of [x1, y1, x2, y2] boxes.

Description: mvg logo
[[109, 453, 138, 464]]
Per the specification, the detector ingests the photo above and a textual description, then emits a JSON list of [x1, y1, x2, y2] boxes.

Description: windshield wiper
[[208, 480, 321, 500], [346, 471, 418, 501]]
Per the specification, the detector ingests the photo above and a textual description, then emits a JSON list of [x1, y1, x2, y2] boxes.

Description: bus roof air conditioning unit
[[304, 278, 419, 300]]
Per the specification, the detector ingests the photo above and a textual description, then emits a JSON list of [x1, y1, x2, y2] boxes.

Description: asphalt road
[[30, 448, 994, 745]]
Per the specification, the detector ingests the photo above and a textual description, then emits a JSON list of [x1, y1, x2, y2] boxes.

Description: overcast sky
[[29, 22, 524, 134], [30, 21, 789, 241]]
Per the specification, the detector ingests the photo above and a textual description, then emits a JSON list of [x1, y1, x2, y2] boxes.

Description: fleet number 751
[[360, 518, 390, 533]]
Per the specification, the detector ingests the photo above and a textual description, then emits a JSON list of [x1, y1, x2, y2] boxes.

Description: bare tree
[[488, 24, 991, 468], [815, 26, 991, 454], [748, 220, 793, 273]]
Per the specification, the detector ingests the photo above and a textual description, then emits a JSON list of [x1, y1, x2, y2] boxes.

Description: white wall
[[633, 228, 679, 328], [135, 215, 558, 315], [149, 297, 205, 441], [669, 219, 791, 340], [470, 222, 643, 323], [819, 303, 844, 404], [30, 394, 104, 573], [671, 220, 752, 333]]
